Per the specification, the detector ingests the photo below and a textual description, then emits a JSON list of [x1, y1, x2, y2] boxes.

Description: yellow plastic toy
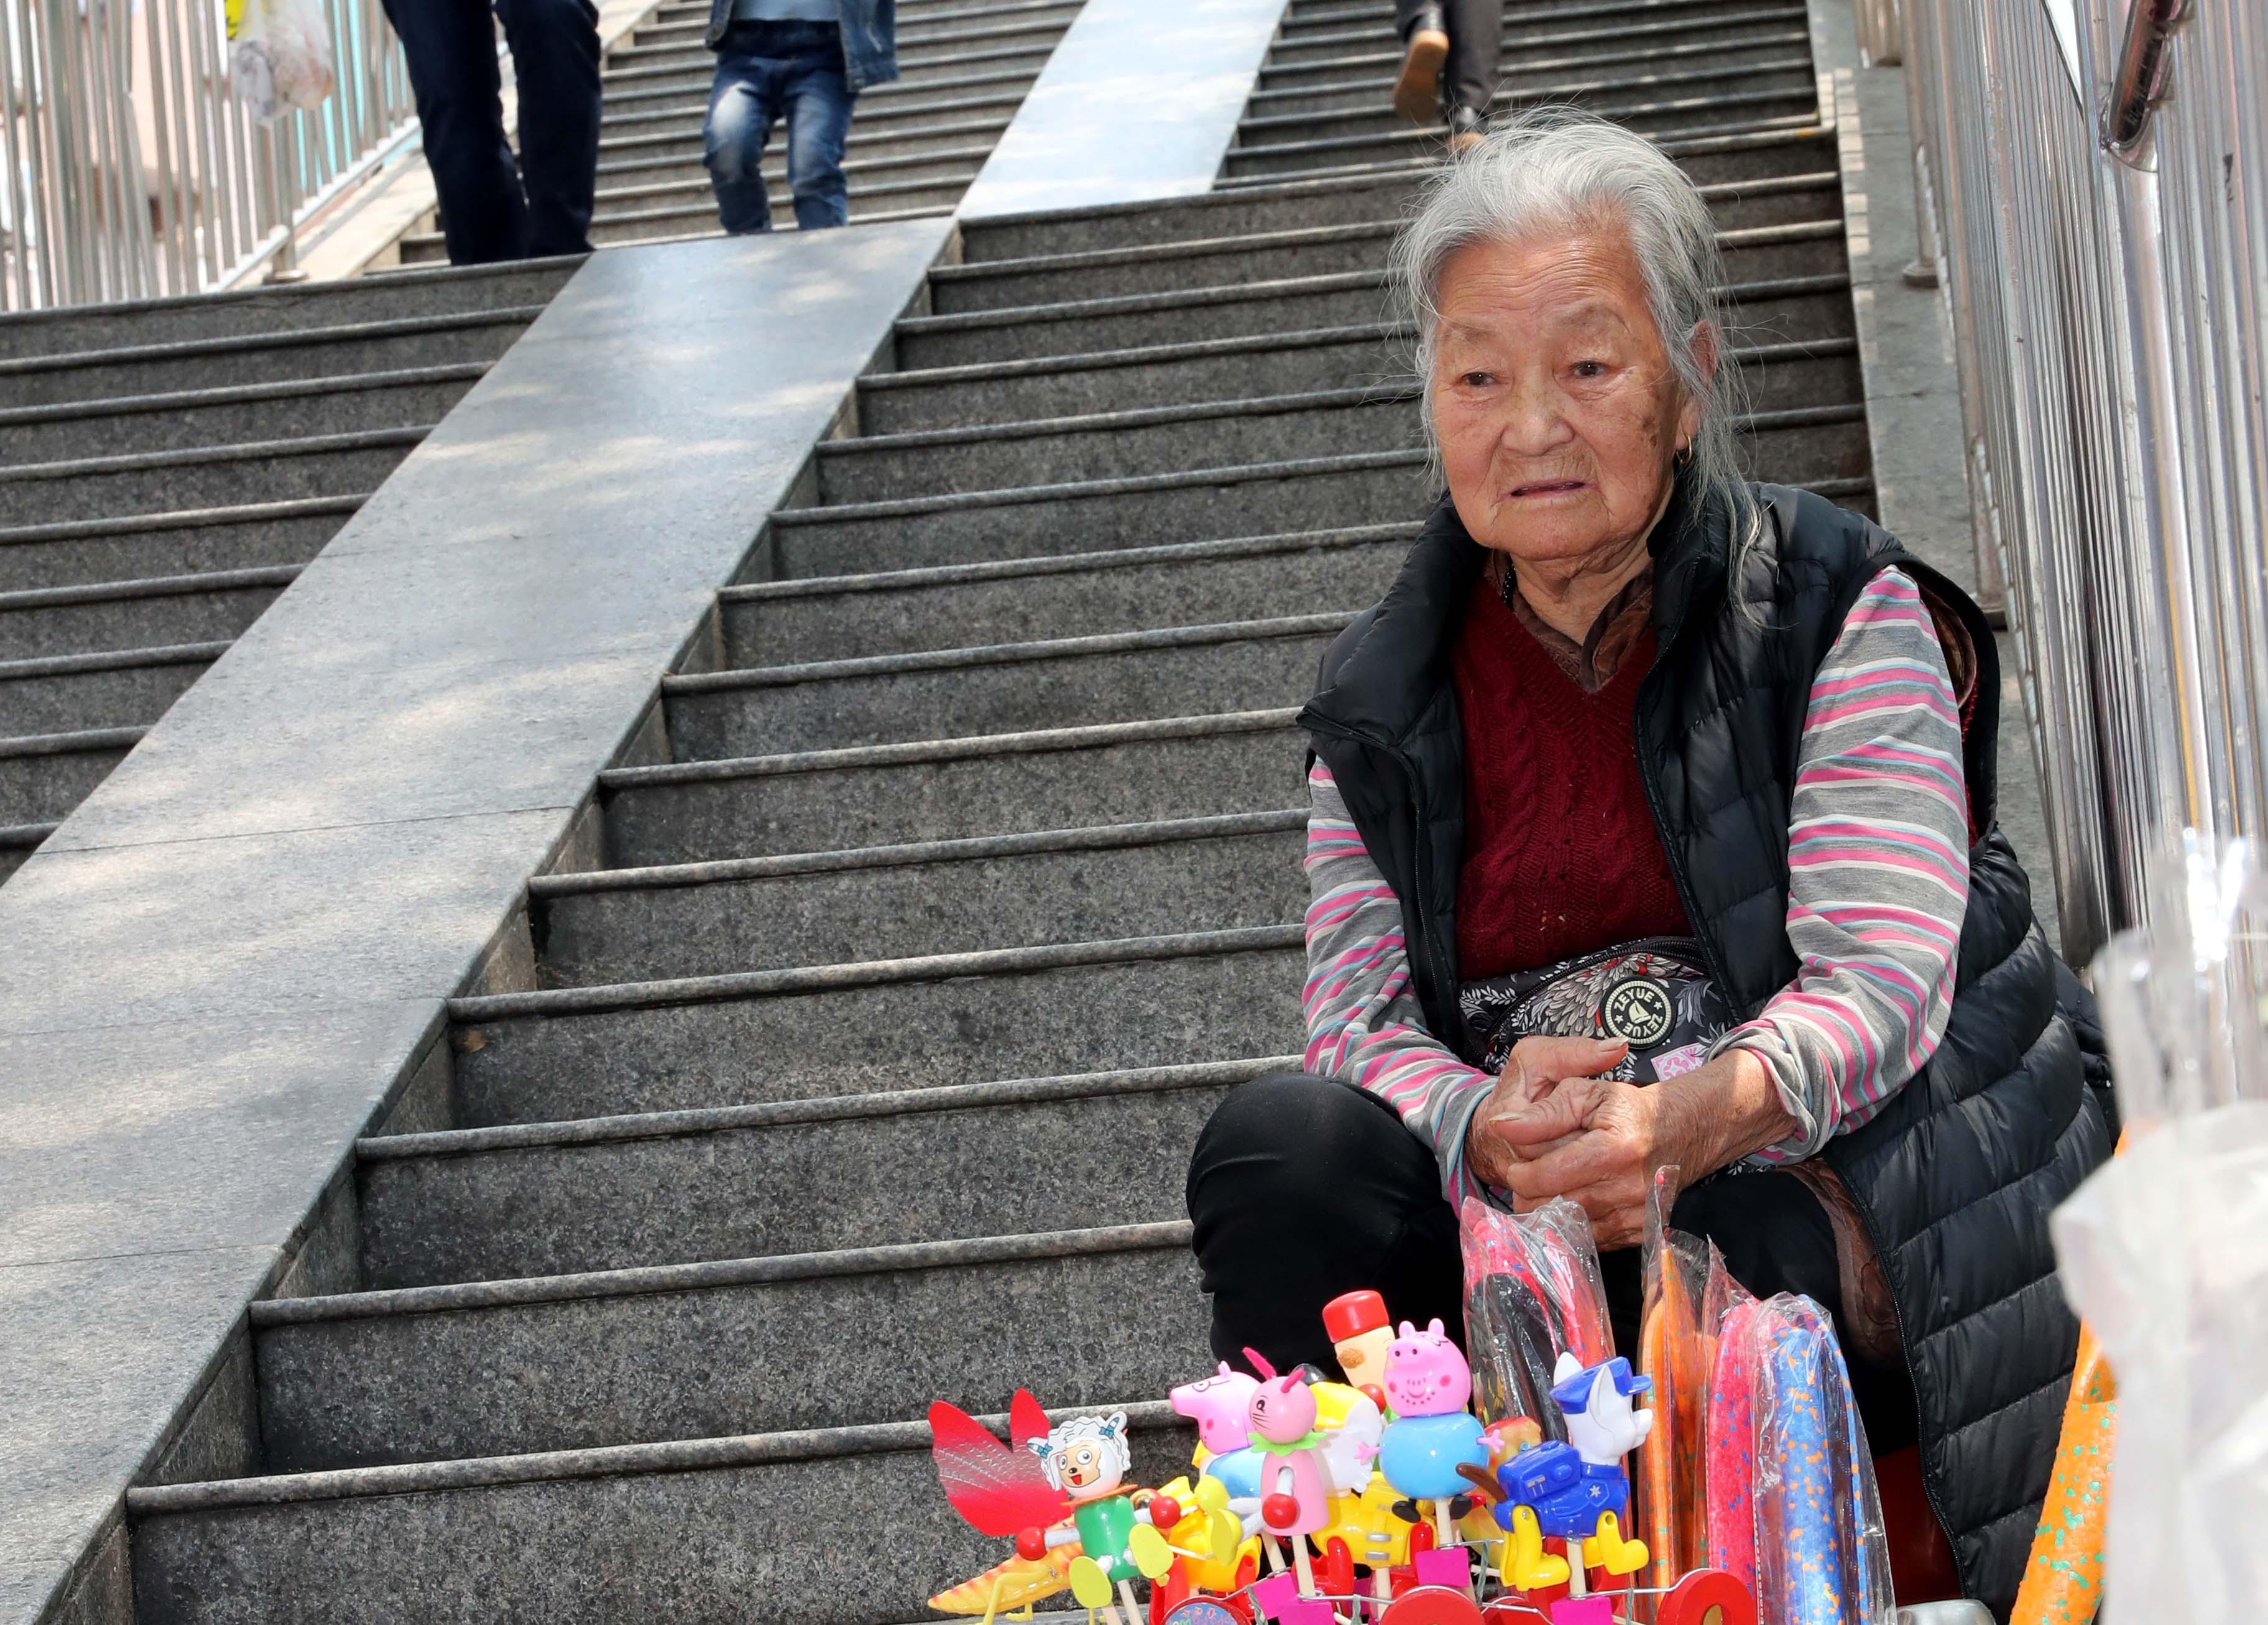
[[1153, 1474, 1256, 1593], [928, 1548, 1074, 1616], [2011, 1324, 2114, 1625]]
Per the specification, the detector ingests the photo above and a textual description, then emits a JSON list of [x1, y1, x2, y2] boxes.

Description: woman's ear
[[1678, 320, 1720, 450]]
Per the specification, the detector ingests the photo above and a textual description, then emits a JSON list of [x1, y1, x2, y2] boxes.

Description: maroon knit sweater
[[1450, 586, 1693, 979]]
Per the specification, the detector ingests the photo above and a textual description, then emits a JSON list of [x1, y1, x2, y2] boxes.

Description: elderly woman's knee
[[1187, 1071, 1439, 1227]]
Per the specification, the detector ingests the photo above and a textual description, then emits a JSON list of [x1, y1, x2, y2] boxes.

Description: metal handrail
[[0, 0, 423, 310], [2104, 0, 2188, 154], [1898, 0, 2268, 961]]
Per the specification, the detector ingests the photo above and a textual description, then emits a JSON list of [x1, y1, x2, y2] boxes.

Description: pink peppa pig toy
[[1169, 1361, 1263, 1502], [1243, 1348, 1332, 1598], [1376, 1318, 1491, 1551]]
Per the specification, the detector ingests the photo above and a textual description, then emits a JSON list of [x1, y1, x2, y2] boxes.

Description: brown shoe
[[1444, 104, 1486, 155], [1393, 14, 1450, 123]]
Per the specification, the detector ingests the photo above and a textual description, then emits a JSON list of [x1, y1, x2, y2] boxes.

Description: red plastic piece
[[1262, 1493, 1301, 1527], [1656, 1568, 1757, 1625], [1014, 1527, 1046, 1562], [1148, 1495, 1181, 1532], [1377, 1584, 1487, 1625], [1323, 1289, 1390, 1344], [1316, 1539, 1355, 1598], [1150, 1558, 1191, 1625]]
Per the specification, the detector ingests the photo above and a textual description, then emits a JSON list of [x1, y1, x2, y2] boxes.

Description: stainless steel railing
[[0, 0, 421, 309], [1892, 0, 2267, 965]]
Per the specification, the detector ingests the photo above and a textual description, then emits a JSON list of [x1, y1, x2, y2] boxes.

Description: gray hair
[[1389, 108, 1758, 562]]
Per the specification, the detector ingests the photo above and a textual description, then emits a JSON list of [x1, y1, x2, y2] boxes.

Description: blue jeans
[[704, 20, 856, 234]]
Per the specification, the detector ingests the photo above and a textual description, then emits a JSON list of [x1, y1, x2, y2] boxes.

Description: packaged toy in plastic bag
[[2052, 831, 2268, 1625], [1737, 1294, 1894, 1625], [229, 0, 336, 121], [1458, 1194, 1611, 1442], [1636, 1169, 1712, 1588]]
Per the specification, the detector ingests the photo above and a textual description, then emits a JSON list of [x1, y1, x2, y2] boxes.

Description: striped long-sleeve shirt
[[1301, 568, 1970, 1203]]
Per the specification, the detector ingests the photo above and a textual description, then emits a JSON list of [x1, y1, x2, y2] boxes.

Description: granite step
[[594, 121, 1012, 193], [1224, 104, 1823, 180], [0, 725, 141, 823], [0, 818, 47, 882], [591, 147, 994, 217], [0, 566, 297, 662], [856, 323, 1849, 434], [954, 168, 1427, 260], [893, 270, 1402, 369], [530, 810, 1307, 986], [0, 258, 571, 361], [0, 429, 424, 530], [596, 66, 1040, 134], [602, 44, 1048, 111], [925, 221, 1400, 315], [0, 366, 487, 465], [357, 1057, 1285, 1287], [584, 180, 970, 248], [610, 10, 1076, 82], [660, 613, 1351, 759], [1253, 5, 1810, 100], [1266, 0, 1750, 61], [0, 642, 223, 734], [594, 106, 1015, 173], [251, 1223, 1204, 1473], [603, 76, 1030, 142], [721, 524, 1413, 662], [126, 1404, 1196, 1625], [446, 927, 1306, 1127], [772, 451, 1433, 573], [856, 323, 1413, 433], [1236, 55, 1819, 147], [1257, 34, 1814, 120], [814, 387, 1421, 504], [892, 241, 1848, 369], [597, 710, 1307, 869], [0, 495, 359, 594], [0, 307, 537, 407], [772, 393, 1867, 574]]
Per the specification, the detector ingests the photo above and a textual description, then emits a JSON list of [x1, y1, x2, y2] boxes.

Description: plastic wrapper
[[1458, 1195, 1611, 1442], [1636, 1170, 1710, 1588], [230, 0, 335, 121], [2050, 832, 2268, 1625], [1744, 1294, 1894, 1625]]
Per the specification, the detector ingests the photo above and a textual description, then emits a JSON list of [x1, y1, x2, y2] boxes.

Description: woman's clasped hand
[[1464, 1038, 1794, 1246]]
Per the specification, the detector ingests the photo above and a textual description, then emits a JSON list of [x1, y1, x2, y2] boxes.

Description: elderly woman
[[1185, 113, 2114, 1608]]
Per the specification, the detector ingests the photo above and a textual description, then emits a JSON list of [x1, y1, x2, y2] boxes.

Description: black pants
[[1393, 0, 1501, 117], [382, 0, 602, 264], [1186, 1072, 1917, 1453]]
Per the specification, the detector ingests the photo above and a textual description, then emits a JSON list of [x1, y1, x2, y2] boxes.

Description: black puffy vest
[[1298, 481, 2114, 1612]]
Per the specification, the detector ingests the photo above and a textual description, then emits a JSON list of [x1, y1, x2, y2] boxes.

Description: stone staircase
[[121, 2, 1870, 1622], [0, 260, 580, 884], [396, 0, 1086, 263]]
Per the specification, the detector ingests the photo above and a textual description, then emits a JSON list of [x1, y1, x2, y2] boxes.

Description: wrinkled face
[[1428, 229, 1707, 578], [1052, 1436, 1120, 1495]]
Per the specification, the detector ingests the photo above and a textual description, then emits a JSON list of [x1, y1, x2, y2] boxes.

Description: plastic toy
[[1324, 1289, 1396, 1407], [1244, 1350, 1334, 1595], [931, 1266, 1768, 1625], [1378, 1318, 1492, 1550], [1489, 1354, 1652, 1595], [2011, 1322, 2112, 1625], [1172, 1363, 1264, 1500], [928, 1392, 1182, 1625]]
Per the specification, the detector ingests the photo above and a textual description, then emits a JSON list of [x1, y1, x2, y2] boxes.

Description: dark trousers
[[704, 20, 856, 234], [1186, 1072, 1917, 1453], [1393, 0, 1503, 117], [382, 0, 602, 264]]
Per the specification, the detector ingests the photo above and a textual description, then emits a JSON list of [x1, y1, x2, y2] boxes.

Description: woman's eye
[[1458, 370, 1494, 387], [1571, 360, 1606, 379]]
